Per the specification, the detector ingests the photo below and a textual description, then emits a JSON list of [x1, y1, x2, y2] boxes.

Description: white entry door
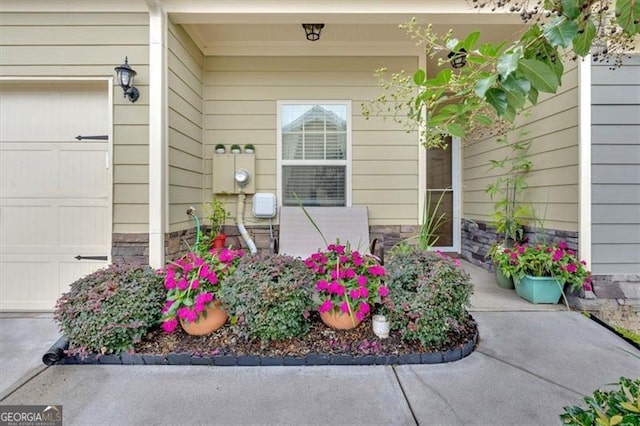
[[0, 81, 111, 311]]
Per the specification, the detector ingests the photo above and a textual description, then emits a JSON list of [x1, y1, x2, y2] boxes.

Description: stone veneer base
[[461, 218, 579, 271], [461, 218, 639, 309], [112, 224, 423, 265]]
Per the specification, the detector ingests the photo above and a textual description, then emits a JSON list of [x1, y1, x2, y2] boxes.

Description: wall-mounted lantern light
[[302, 23, 324, 41], [114, 57, 140, 103], [447, 48, 467, 69]]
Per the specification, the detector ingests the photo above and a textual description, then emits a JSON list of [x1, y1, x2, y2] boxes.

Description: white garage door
[[0, 81, 111, 311]]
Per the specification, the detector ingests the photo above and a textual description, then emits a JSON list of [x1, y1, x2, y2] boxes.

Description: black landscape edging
[[42, 336, 70, 366], [47, 329, 479, 367], [587, 313, 640, 351]]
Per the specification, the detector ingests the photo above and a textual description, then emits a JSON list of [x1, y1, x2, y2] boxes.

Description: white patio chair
[[276, 206, 381, 261]]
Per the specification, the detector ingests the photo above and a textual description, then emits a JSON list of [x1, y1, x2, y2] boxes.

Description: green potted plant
[[486, 242, 514, 289], [244, 143, 255, 154], [304, 241, 389, 330], [214, 143, 226, 154], [230, 144, 241, 154], [159, 248, 244, 335], [485, 131, 532, 288], [206, 198, 228, 249], [500, 241, 591, 305]]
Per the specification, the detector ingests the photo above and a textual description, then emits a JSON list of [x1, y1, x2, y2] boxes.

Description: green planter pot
[[514, 275, 563, 304], [495, 267, 515, 289]]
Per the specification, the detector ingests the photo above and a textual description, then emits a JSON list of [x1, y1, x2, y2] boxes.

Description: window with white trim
[[278, 101, 351, 206]]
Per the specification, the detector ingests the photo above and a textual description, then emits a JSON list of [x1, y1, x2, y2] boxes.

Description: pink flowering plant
[[159, 247, 244, 333], [500, 241, 591, 291], [304, 242, 389, 323]]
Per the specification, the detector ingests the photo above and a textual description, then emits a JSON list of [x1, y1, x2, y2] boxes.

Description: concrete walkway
[[1, 262, 638, 425]]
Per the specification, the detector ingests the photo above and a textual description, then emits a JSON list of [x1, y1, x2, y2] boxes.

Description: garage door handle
[[74, 255, 108, 261], [75, 135, 108, 141]]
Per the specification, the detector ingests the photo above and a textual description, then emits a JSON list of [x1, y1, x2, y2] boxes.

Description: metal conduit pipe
[[236, 191, 257, 254]]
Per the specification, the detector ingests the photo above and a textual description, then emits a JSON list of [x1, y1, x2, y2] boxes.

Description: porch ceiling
[[171, 7, 527, 72], [179, 21, 525, 72]]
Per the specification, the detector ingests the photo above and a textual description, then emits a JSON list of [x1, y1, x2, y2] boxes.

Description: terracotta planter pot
[[180, 302, 228, 336], [320, 310, 362, 330], [212, 234, 227, 250]]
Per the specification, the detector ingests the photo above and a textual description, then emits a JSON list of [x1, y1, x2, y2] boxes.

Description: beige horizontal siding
[[205, 56, 412, 73], [463, 61, 579, 232], [167, 19, 204, 232], [114, 184, 149, 204], [204, 85, 402, 102], [0, 12, 147, 26], [114, 165, 148, 184], [113, 125, 148, 145], [113, 145, 148, 165], [0, 12, 150, 233], [1, 45, 149, 67], [204, 55, 419, 226], [1, 25, 149, 46], [203, 71, 389, 87]]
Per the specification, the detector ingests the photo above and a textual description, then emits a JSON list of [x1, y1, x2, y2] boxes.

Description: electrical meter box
[[212, 153, 255, 194], [253, 193, 277, 218]]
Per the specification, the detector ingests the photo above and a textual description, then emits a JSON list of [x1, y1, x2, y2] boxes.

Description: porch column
[[148, 2, 168, 269], [578, 55, 592, 267]]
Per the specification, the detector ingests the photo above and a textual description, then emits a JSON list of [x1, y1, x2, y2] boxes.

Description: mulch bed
[[49, 313, 478, 366], [132, 312, 478, 361]]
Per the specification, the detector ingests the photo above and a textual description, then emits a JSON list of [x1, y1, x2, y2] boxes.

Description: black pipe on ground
[[42, 336, 69, 366]]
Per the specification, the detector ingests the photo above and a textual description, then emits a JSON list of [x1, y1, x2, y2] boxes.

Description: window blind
[[282, 166, 346, 206]]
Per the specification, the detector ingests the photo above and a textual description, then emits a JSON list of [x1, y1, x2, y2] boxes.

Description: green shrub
[[221, 254, 315, 343], [384, 244, 473, 347], [560, 377, 640, 425], [54, 263, 165, 356]]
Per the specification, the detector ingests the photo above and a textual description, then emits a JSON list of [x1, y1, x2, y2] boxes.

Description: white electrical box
[[253, 193, 277, 218]]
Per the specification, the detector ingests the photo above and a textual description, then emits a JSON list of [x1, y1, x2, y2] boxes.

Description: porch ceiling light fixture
[[447, 48, 467, 69], [114, 57, 140, 103], [302, 23, 324, 41]]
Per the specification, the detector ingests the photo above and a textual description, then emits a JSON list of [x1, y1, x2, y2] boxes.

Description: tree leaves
[[463, 31, 481, 51], [517, 59, 559, 93], [485, 88, 508, 116], [446, 123, 466, 138], [413, 69, 426, 86], [497, 46, 524, 79], [499, 75, 529, 109], [616, 0, 640, 36], [573, 20, 597, 57], [427, 69, 452, 87], [366, 10, 640, 149], [560, 0, 580, 19], [543, 16, 579, 48], [475, 74, 497, 98]]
